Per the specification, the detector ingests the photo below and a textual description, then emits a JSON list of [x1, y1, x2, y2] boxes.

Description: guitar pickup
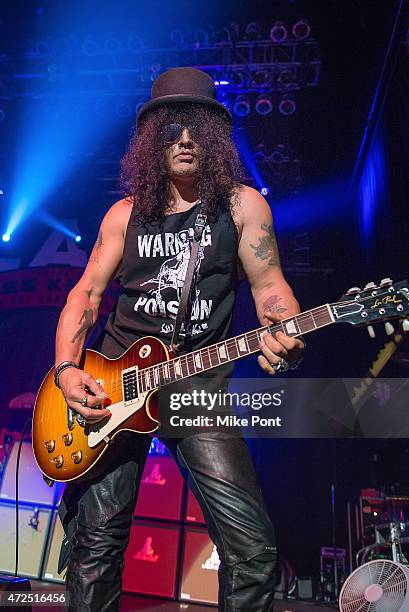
[[122, 366, 139, 406]]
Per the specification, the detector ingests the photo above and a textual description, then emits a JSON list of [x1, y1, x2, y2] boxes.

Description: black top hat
[[136, 67, 232, 126]]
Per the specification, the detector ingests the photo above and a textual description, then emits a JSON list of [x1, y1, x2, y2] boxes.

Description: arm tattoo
[[71, 309, 94, 343], [262, 294, 288, 315], [89, 230, 103, 264], [250, 223, 281, 267]]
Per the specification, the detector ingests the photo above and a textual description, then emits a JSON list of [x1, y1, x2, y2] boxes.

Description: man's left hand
[[258, 310, 305, 375]]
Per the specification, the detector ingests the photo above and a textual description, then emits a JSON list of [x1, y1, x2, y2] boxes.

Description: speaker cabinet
[[42, 510, 66, 583], [179, 526, 219, 605], [185, 487, 206, 525], [0, 501, 51, 578], [123, 520, 181, 598], [135, 456, 184, 521], [0, 441, 56, 506]]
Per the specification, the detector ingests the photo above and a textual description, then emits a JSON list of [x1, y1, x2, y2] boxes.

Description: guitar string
[[97, 305, 333, 395]]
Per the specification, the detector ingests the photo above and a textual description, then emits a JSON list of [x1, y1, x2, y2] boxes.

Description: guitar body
[[32, 337, 170, 482]]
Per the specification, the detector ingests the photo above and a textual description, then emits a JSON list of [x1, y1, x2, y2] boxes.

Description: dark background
[[0, 0, 408, 579]]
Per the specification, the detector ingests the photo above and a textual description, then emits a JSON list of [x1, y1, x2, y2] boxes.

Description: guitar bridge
[[122, 366, 139, 406]]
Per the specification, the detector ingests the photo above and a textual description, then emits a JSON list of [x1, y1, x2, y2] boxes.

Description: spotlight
[[127, 34, 143, 52], [277, 68, 295, 88], [278, 94, 296, 116], [251, 70, 271, 87], [260, 187, 270, 196], [0, 189, 3, 195], [254, 144, 266, 162], [255, 94, 273, 116], [2, 233, 10, 242], [115, 103, 132, 119], [270, 22, 288, 43], [104, 34, 122, 54], [244, 22, 260, 41], [233, 95, 250, 117], [194, 28, 209, 45], [75, 235, 82, 243], [292, 19, 311, 40]]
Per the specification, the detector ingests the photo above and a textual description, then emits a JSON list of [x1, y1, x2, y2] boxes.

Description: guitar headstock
[[330, 279, 409, 331]]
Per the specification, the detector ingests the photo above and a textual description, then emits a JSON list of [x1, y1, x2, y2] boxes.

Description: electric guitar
[[32, 278, 409, 482]]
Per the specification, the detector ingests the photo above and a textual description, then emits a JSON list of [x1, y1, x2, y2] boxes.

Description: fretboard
[[136, 304, 334, 393]]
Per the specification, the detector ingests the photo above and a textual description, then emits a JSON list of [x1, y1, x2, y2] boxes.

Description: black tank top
[[100, 202, 239, 369]]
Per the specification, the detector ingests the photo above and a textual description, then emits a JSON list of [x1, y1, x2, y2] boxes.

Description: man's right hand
[[58, 368, 112, 423]]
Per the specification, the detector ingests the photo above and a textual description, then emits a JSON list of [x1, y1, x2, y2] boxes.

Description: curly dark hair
[[120, 104, 244, 223]]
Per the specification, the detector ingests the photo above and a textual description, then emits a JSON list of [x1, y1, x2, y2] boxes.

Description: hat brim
[[136, 94, 232, 127]]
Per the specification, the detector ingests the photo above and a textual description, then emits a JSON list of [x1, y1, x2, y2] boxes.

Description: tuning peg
[[385, 322, 394, 336], [367, 325, 376, 339], [346, 287, 361, 295], [380, 278, 393, 287], [364, 282, 377, 291], [402, 320, 409, 333]]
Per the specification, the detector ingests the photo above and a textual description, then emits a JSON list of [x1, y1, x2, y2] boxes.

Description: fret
[[283, 318, 298, 336], [298, 311, 316, 334], [174, 359, 182, 378], [208, 346, 219, 368], [194, 352, 203, 371], [201, 347, 211, 369], [163, 362, 170, 381], [227, 339, 239, 360], [139, 374, 145, 393], [310, 308, 321, 329], [237, 335, 248, 354], [217, 342, 228, 362], [153, 367, 159, 388], [180, 356, 189, 378], [145, 370, 150, 389], [247, 331, 260, 352], [186, 354, 196, 376]]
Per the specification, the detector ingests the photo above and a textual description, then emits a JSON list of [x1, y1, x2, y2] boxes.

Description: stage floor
[[28, 581, 337, 611]]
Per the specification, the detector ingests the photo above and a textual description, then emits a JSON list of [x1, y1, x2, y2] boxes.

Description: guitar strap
[[170, 202, 207, 355]]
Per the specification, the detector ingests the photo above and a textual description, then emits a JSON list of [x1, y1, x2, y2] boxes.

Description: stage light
[[75, 235, 82, 243], [127, 34, 143, 53], [270, 145, 287, 163], [170, 29, 184, 46], [0, 189, 3, 195], [255, 94, 273, 116], [270, 22, 288, 43], [277, 68, 295, 88], [254, 144, 266, 162], [233, 95, 250, 117], [292, 19, 311, 40], [251, 70, 271, 87], [230, 71, 247, 88], [82, 37, 99, 56], [214, 80, 230, 86], [278, 94, 296, 116], [244, 22, 260, 41], [2, 233, 10, 242], [194, 28, 209, 45], [104, 35, 122, 54], [260, 187, 269, 196]]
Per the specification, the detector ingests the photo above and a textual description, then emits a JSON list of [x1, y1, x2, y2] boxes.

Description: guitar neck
[[137, 304, 334, 393]]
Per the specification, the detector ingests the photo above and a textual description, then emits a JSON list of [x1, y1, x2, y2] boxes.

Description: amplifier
[[42, 510, 66, 583], [135, 455, 184, 521], [0, 441, 56, 506], [0, 501, 52, 578], [185, 487, 206, 525], [123, 519, 181, 598], [179, 526, 219, 605]]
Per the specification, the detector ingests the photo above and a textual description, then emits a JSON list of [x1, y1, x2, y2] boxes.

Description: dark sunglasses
[[160, 123, 199, 144]]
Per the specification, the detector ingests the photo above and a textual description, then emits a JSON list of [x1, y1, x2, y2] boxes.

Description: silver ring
[[273, 358, 290, 373], [80, 394, 88, 407]]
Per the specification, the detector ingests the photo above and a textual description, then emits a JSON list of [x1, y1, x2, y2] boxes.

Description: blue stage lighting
[[0, 189, 4, 195], [2, 233, 10, 242], [75, 235, 82, 242], [233, 95, 250, 117], [260, 187, 270, 196]]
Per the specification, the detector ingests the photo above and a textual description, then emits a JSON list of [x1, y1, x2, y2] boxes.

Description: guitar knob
[[45, 440, 55, 453], [62, 433, 73, 446], [53, 455, 64, 468], [380, 278, 393, 286], [364, 282, 377, 290], [367, 325, 376, 339], [346, 287, 361, 295], [71, 450, 82, 464], [402, 319, 409, 332], [385, 322, 394, 336]]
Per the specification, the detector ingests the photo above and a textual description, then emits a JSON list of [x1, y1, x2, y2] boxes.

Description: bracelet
[[54, 361, 79, 388]]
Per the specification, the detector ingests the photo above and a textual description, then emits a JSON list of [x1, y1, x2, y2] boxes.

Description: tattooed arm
[[237, 186, 304, 374], [54, 199, 132, 419]]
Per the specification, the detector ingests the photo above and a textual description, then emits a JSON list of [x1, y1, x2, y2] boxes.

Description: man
[[56, 67, 304, 611]]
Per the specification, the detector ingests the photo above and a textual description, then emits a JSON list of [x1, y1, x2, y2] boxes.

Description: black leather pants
[[59, 432, 277, 612]]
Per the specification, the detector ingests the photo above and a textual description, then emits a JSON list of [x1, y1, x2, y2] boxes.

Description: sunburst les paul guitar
[[32, 279, 409, 482]]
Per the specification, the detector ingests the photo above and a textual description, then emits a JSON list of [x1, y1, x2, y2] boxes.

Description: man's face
[[163, 125, 201, 181]]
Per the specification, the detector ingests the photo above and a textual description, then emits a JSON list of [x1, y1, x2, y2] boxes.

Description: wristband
[[54, 361, 79, 388]]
